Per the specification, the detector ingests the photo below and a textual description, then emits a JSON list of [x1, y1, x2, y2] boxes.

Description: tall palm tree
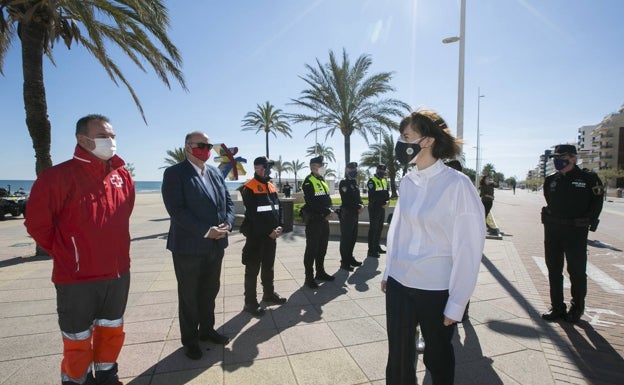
[[360, 132, 400, 197], [241, 101, 292, 158], [290, 48, 409, 164], [305, 143, 336, 163], [160, 147, 186, 168], [0, 1, 186, 176], [272, 155, 286, 186], [283, 159, 307, 193]]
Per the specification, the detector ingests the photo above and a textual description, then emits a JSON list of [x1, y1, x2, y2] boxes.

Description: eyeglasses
[[189, 142, 213, 150]]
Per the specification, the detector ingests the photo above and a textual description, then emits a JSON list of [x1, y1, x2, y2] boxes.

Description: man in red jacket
[[25, 114, 135, 385]]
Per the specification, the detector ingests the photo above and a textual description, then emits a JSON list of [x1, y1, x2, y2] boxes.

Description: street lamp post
[[442, 0, 466, 156], [475, 87, 485, 186], [378, 124, 382, 164]]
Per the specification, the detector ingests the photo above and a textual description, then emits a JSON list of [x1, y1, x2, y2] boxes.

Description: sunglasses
[[190, 142, 213, 150]]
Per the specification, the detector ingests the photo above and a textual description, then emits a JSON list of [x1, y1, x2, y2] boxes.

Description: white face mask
[[90, 137, 117, 160], [317, 166, 326, 175]]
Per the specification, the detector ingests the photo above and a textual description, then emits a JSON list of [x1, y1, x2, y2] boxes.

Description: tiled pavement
[[0, 192, 622, 384]]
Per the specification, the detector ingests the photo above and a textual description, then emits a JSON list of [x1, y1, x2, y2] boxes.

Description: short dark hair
[[75, 114, 109, 135], [399, 110, 461, 160]]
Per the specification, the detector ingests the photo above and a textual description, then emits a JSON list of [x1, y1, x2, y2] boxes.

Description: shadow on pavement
[[560, 321, 624, 383], [0, 254, 50, 268]]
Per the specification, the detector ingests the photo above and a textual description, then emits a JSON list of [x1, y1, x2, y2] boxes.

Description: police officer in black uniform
[[541, 144, 604, 323], [240, 156, 287, 316], [301, 156, 335, 288], [367, 164, 390, 258], [338, 162, 365, 271]]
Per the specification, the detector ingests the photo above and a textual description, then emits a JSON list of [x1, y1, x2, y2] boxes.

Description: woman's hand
[[443, 316, 457, 326]]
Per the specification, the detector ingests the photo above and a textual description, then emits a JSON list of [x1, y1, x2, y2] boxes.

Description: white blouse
[[383, 159, 486, 321]]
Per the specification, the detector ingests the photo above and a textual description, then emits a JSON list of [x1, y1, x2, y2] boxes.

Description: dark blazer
[[162, 159, 235, 255]]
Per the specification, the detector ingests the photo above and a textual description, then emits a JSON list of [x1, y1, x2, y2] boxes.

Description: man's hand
[[269, 226, 283, 239], [443, 316, 457, 326], [207, 226, 228, 239], [381, 280, 387, 293], [382, 202, 389, 209], [325, 211, 334, 220]]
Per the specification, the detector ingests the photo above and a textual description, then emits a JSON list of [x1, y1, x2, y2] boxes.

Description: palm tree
[[283, 159, 307, 193], [272, 156, 287, 186], [160, 147, 186, 168], [0, 1, 186, 176], [306, 143, 336, 163], [360, 132, 401, 197], [241, 101, 292, 158], [290, 48, 409, 164]]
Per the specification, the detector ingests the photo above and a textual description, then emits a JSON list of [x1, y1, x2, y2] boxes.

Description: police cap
[[376, 164, 387, 171], [310, 155, 324, 165], [346, 162, 358, 169], [254, 156, 274, 167], [550, 144, 577, 157]]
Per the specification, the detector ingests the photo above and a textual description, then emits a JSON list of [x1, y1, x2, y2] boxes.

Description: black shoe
[[305, 279, 319, 289], [262, 292, 287, 304], [367, 253, 380, 259], [541, 307, 566, 322], [199, 330, 230, 345], [349, 257, 362, 267], [340, 263, 354, 272], [315, 272, 335, 281], [565, 307, 584, 323], [184, 344, 203, 360], [243, 303, 266, 316], [377, 247, 386, 254]]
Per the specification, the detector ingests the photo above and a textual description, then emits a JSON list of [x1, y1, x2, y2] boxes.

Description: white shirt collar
[[406, 159, 445, 184]]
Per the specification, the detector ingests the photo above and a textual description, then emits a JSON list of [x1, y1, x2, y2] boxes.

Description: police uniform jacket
[[241, 175, 282, 237], [367, 175, 389, 209], [339, 178, 363, 210], [302, 173, 332, 218], [543, 166, 603, 222]]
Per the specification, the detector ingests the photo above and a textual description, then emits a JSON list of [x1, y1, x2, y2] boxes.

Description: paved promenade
[[0, 191, 622, 384]]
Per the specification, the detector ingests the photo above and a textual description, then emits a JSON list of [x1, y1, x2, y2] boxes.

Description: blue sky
[[1, 0, 623, 181]]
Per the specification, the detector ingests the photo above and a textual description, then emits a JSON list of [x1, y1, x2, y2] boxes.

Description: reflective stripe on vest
[[257, 205, 273, 212]]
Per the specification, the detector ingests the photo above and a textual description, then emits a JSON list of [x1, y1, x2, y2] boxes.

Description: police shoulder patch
[[592, 184, 604, 196]]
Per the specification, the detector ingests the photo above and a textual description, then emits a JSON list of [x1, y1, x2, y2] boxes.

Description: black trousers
[[242, 234, 277, 305], [368, 206, 385, 253], [339, 208, 359, 263], [303, 218, 329, 278], [544, 224, 588, 311], [56, 272, 130, 333], [172, 248, 224, 347], [386, 277, 456, 385]]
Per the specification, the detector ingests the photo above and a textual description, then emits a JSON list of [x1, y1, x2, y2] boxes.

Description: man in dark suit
[[162, 131, 235, 360]]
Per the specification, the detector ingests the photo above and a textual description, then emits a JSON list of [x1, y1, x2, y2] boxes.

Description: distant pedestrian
[[383, 109, 485, 385], [240, 156, 287, 316], [512, 181, 516, 195], [25, 114, 134, 385], [367, 164, 389, 258], [540, 144, 604, 323], [479, 175, 499, 235], [301, 155, 335, 288], [338, 162, 365, 271], [282, 182, 292, 198], [161, 131, 235, 360]]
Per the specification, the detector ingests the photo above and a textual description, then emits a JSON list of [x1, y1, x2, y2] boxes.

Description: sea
[[0, 180, 245, 195]]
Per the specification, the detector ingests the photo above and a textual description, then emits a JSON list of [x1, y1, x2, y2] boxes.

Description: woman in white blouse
[[382, 110, 485, 385]]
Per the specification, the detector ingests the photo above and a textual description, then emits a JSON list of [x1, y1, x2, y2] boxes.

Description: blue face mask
[[347, 170, 357, 179], [553, 158, 570, 171]]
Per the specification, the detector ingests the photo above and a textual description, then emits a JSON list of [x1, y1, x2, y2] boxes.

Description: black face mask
[[395, 139, 423, 164]]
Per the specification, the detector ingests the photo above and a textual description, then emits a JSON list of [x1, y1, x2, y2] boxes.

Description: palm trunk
[[343, 133, 351, 164], [265, 131, 270, 158], [21, 21, 52, 256]]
